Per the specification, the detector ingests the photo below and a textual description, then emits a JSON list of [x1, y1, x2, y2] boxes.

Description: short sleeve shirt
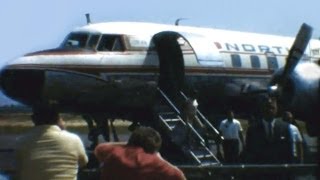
[[219, 119, 243, 140], [15, 125, 88, 180]]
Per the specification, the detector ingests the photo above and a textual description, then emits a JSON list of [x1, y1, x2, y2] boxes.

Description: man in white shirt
[[282, 111, 304, 163], [219, 110, 244, 163]]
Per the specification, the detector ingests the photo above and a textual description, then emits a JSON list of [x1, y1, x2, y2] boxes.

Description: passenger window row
[[230, 54, 279, 69]]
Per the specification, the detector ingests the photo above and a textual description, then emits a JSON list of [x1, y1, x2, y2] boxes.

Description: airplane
[[0, 17, 319, 148]]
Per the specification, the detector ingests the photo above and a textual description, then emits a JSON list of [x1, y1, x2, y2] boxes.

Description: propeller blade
[[282, 23, 313, 80]]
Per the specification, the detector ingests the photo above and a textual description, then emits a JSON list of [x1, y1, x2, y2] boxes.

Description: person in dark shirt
[[245, 95, 292, 163], [244, 95, 292, 179]]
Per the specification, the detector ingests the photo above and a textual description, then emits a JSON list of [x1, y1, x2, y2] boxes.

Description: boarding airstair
[[156, 87, 221, 166]]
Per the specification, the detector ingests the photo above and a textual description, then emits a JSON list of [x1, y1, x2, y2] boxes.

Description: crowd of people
[[13, 93, 309, 180], [217, 95, 306, 165], [180, 91, 307, 166]]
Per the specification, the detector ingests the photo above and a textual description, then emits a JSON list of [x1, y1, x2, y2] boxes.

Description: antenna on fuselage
[[175, 18, 188, 26], [85, 13, 91, 24]]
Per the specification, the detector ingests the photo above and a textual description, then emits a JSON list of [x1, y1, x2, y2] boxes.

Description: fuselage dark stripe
[[6, 64, 274, 76]]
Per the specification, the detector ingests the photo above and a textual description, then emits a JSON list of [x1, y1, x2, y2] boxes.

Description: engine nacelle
[[271, 62, 320, 136]]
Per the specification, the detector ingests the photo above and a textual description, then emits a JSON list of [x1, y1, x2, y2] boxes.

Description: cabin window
[[231, 54, 241, 67], [267, 56, 279, 70], [250, 55, 261, 69], [62, 33, 89, 48], [97, 35, 124, 51], [126, 35, 154, 51], [177, 37, 193, 51]]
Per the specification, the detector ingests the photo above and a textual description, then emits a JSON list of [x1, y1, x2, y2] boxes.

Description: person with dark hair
[[219, 110, 244, 164], [15, 104, 88, 180], [244, 95, 292, 179], [94, 126, 186, 180], [245, 95, 292, 164]]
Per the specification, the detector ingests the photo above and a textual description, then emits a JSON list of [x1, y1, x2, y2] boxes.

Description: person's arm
[[239, 130, 245, 148], [296, 129, 304, 163], [77, 138, 89, 167], [238, 121, 245, 147]]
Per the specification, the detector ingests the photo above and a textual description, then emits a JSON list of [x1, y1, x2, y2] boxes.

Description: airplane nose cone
[[0, 66, 45, 105], [0, 68, 6, 91]]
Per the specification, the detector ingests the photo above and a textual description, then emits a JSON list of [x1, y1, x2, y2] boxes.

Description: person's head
[[227, 110, 234, 122], [57, 117, 66, 130], [261, 95, 278, 121], [127, 126, 162, 154], [31, 103, 60, 126], [282, 111, 293, 124]]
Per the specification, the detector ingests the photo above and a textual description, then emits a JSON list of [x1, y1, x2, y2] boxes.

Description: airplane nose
[[0, 67, 45, 105]]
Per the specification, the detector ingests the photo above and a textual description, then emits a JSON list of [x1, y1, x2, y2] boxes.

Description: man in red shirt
[[94, 126, 186, 180]]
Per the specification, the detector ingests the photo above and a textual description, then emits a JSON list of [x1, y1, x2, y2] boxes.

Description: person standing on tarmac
[[218, 110, 245, 164], [244, 95, 292, 180], [282, 111, 304, 163], [245, 95, 292, 164]]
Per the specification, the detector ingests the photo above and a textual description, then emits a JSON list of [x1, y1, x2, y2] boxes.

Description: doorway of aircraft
[[152, 32, 189, 99]]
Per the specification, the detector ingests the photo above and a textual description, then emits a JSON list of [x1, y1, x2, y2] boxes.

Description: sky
[[1, 0, 320, 68]]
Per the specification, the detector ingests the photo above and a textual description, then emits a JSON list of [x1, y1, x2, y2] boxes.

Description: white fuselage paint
[[2, 22, 320, 118]]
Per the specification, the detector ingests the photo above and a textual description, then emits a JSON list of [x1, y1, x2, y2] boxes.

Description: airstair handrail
[[157, 87, 181, 115], [157, 87, 205, 143]]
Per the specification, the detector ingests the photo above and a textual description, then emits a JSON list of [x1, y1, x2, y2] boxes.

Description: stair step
[[164, 118, 181, 122], [195, 154, 214, 159]]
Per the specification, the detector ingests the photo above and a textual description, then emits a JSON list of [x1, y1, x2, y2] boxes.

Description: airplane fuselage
[[1, 22, 319, 122]]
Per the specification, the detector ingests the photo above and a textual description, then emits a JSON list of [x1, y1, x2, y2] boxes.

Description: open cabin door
[[153, 32, 186, 100]]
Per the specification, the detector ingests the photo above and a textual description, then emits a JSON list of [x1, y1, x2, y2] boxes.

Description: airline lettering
[[215, 42, 289, 55]]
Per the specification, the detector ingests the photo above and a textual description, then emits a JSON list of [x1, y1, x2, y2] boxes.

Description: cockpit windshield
[[61, 33, 125, 52], [61, 33, 102, 50], [61, 33, 89, 48]]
